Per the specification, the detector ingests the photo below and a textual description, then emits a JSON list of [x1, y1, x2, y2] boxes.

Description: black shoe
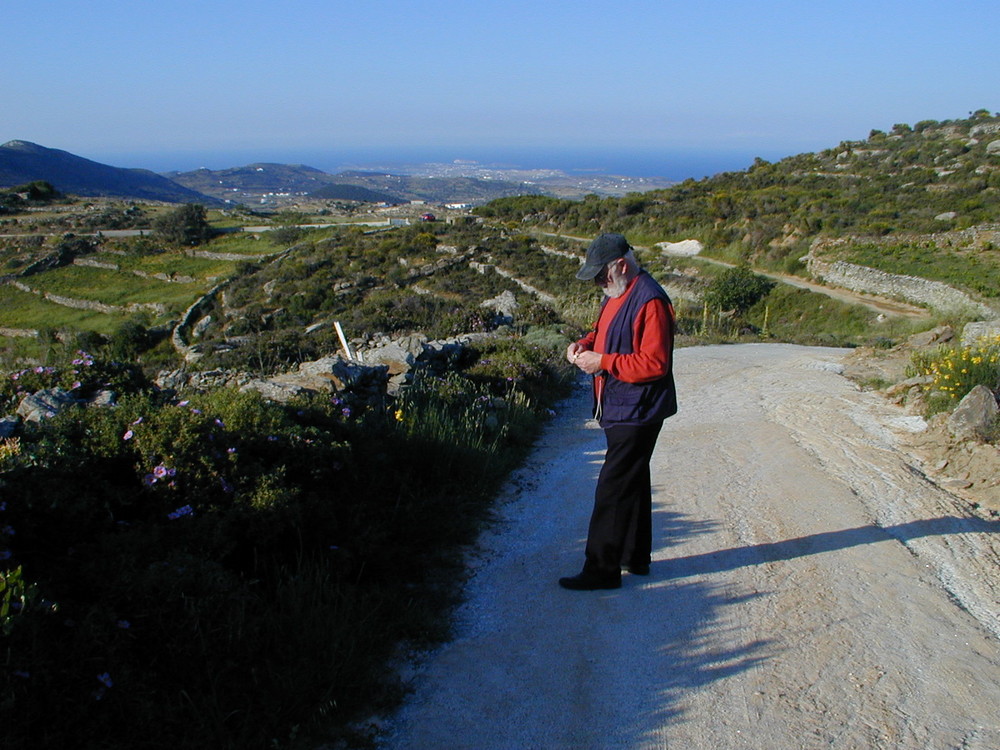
[[558, 570, 621, 590], [624, 563, 650, 576]]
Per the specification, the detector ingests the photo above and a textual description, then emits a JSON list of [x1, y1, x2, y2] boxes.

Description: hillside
[[167, 164, 543, 205], [310, 170, 543, 204], [3, 111, 1000, 359], [306, 183, 405, 204], [0, 141, 214, 203], [164, 162, 342, 202], [476, 110, 1000, 308]]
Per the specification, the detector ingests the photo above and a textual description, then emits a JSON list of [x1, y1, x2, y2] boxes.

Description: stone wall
[[74, 256, 196, 284], [171, 283, 227, 362], [0, 327, 37, 338], [2, 278, 168, 316], [805, 256, 996, 317]]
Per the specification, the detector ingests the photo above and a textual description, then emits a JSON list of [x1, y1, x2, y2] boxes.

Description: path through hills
[[537, 231, 930, 319], [377, 344, 1000, 750]]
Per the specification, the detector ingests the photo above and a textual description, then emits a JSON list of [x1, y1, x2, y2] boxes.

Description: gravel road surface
[[378, 344, 1000, 750]]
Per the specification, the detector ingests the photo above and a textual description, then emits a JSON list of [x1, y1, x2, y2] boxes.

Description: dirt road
[[537, 231, 930, 319], [657, 245, 930, 319], [378, 344, 1000, 750]]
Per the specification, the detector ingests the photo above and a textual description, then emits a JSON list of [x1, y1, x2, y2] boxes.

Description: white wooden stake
[[334, 321, 356, 362]]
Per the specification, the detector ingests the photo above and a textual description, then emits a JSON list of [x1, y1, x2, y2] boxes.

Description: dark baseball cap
[[576, 233, 632, 280]]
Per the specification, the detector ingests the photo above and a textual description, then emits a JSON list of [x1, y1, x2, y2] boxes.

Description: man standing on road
[[560, 233, 677, 591]]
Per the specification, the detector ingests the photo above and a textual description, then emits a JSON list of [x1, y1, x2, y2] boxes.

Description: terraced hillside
[[476, 110, 1000, 316]]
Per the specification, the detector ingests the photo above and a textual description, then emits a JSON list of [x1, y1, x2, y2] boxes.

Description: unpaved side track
[[378, 344, 1000, 750]]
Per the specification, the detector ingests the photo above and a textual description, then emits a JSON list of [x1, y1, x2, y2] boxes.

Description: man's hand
[[573, 350, 604, 375], [568, 342, 603, 374], [566, 341, 585, 364]]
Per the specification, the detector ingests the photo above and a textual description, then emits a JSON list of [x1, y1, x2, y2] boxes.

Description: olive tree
[[703, 264, 775, 314], [152, 203, 215, 246]]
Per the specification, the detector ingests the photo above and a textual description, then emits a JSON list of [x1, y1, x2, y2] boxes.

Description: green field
[[21, 265, 206, 314], [0, 284, 129, 333], [106, 252, 237, 280]]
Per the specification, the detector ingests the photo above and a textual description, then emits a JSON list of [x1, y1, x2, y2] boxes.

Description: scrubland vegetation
[[476, 110, 1000, 293], [1, 348, 564, 748]]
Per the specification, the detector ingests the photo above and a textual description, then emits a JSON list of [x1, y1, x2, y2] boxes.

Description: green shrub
[[703, 264, 775, 314], [0, 344, 564, 748], [152, 204, 216, 246]]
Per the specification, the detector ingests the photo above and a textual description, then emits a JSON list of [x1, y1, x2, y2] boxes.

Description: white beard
[[603, 275, 628, 298]]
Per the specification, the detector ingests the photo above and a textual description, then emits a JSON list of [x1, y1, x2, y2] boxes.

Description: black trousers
[[584, 420, 663, 575]]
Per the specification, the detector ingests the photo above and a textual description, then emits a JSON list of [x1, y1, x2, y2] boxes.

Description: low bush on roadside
[[0, 340, 572, 749], [909, 334, 1000, 416], [0, 351, 147, 414]]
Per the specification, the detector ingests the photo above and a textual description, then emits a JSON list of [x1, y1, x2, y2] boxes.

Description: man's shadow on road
[[655, 513, 999, 579], [609, 512, 999, 743]]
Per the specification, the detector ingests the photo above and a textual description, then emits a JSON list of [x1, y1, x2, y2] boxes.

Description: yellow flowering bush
[[0, 437, 20, 465], [911, 334, 1000, 409]]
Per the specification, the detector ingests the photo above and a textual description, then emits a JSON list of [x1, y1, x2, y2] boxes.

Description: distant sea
[[103, 145, 791, 182]]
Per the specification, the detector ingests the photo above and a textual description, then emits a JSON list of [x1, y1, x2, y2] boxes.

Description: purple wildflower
[[167, 505, 194, 520], [122, 429, 134, 441], [0, 550, 11, 561], [153, 465, 169, 479], [117, 620, 131, 629], [219, 477, 234, 494], [142, 474, 157, 486]]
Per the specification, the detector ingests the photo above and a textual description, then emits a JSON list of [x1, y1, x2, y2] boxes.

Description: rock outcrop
[[961, 320, 1000, 347], [155, 330, 490, 405], [948, 385, 999, 441]]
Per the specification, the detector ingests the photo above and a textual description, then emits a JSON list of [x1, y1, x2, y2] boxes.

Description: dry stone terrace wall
[[0, 327, 37, 338], [2, 278, 169, 316], [73, 256, 197, 284], [805, 255, 997, 318]]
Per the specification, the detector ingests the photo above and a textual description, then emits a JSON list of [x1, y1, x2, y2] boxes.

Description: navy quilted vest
[[596, 271, 677, 427]]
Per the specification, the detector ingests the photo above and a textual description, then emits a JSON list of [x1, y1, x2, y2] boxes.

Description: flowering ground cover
[[0, 343, 574, 749]]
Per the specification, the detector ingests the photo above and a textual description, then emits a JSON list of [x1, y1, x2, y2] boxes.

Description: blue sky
[[3, 0, 997, 178]]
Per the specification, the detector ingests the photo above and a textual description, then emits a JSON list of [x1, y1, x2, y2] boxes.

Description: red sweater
[[577, 274, 674, 384]]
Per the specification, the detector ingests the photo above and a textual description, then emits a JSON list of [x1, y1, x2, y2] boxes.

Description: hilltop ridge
[[0, 140, 214, 203]]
